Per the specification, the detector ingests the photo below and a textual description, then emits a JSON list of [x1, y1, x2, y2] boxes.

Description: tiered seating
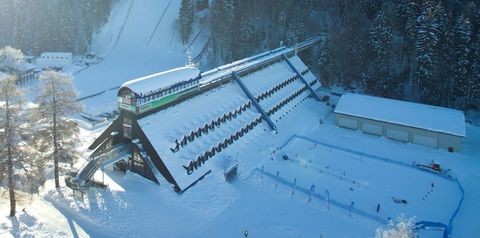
[[170, 100, 253, 152], [258, 77, 305, 112], [266, 86, 308, 116], [254, 69, 308, 102], [267, 70, 319, 122], [136, 55, 320, 191], [183, 115, 264, 173]]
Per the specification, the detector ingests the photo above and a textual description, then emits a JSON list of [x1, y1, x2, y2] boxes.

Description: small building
[[0, 71, 8, 81], [0, 61, 36, 84], [37, 52, 73, 69], [334, 94, 466, 152]]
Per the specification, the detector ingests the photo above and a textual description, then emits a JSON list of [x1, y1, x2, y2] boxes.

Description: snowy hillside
[[77, 0, 183, 96], [75, 0, 207, 115]]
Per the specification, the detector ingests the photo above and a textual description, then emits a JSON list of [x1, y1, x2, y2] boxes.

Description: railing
[[66, 143, 131, 190]]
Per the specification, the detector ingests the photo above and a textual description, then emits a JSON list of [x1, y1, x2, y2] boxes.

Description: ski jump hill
[[67, 36, 326, 192], [74, 0, 209, 116]]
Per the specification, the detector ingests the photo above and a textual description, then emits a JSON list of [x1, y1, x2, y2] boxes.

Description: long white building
[[36, 52, 73, 69], [334, 94, 466, 152]]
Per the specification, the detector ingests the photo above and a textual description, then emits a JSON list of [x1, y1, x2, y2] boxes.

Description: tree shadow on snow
[[50, 188, 122, 238], [8, 210, 37, 237]]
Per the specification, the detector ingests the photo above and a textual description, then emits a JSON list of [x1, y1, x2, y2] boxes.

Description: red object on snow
[[431, 163, 441, 171]]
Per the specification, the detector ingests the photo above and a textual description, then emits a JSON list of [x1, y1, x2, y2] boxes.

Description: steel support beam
[[232, 72, 277, 132], [282, 53, 321, 101]]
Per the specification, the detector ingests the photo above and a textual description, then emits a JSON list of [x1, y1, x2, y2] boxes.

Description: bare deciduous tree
[[0, 75, 24, 217], [32, 71, 82, 188]]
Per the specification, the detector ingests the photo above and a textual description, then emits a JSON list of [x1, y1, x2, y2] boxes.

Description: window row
[[138, 80, 198, 105], [41, 56, 70, 60]]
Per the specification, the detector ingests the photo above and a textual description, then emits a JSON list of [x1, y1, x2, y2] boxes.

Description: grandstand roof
[[136, 55, 317, 190], [120, 66, 200, 97]]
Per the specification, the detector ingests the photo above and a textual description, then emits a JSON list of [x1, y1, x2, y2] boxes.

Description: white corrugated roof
[[120, 66, 200, 97], [334, 94, 466, 137]]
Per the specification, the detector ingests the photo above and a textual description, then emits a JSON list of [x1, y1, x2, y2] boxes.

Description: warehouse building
[[334, 94, 466, 152]]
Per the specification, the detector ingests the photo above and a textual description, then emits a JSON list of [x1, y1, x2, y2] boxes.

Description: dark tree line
[[178, 0, 325, 65], [319, 0, 480, 110], [179, 0, 195, 44], [0, 0, 112, 55], [184, 0, 480, 110]]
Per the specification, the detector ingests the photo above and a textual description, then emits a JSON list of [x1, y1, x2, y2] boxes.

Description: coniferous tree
[[369, 10, 393, 96], [0, 1, 112, 54], [404, 1, 419, 48], [452, 15, 472, 109], [469, 32, 480, 108], [188, 0, 480, 110], [285, 11, 305, 46], [179, 0, 194, 45], [0, 75, 24, 217], [429, 2, 448, 105], [210, 0, 235, 61], [32, 71, 82, 188], [414, 2, 439, 103], [475, 9, 480, 34], [317, 46, 333, 87], [396, 1, 419, 93], [438, 12, 456, 107], [0, 1, 14, 45], [360, 0, 384, 19]]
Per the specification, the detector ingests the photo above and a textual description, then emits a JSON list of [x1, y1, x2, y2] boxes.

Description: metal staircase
[[66, 143, 131, 190], [232, 71, 277, 132]]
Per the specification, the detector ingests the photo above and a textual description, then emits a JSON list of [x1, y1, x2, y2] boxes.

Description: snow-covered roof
[[120, 66, 200, 97], [16, 61, 35, 71], [0, 60, 35, 72], [334, 94, 466, 137], [137, 55, 316, 190], [40, 52, 72, 58]]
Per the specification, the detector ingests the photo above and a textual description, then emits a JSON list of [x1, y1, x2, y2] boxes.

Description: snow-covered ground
[[1, 0, 479, 237], [1, 95, 479, 237]]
